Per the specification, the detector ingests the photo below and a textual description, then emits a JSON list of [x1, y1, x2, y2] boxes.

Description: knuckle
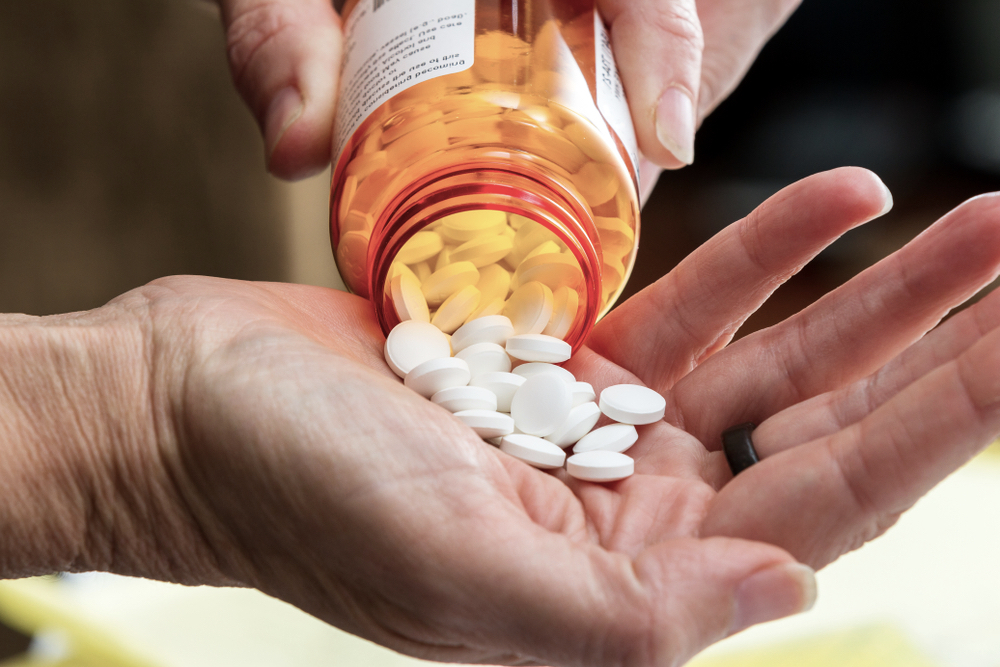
[[640, 3, 705, 52], [225, 2, 297, 93]]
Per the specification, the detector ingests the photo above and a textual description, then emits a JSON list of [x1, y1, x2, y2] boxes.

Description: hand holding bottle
[[214, 0, 801, 180]]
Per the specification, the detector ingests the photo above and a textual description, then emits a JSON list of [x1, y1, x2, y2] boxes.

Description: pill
[[512, 221, 553, 257], [573, 423, 639, 454], [386, 121, 448, 164], [390, 272, 430, 323], [470, 371, 526, 412], [422, 261, 480, 306], [546, 401, 602, 448], [431, 385, 498, 413], [599, 384, 666, 425], [434, 246, 454, 272], [412, 261, 432, 283], [513, 253, 584, 291], [570, 381, 596, 406], [476, 264, 512, 304], [456, 342, 512, 377], [510, 373, 572, 437], [451, 315, 515, 352], [508, 213, 530, 230], [512, 362, 576, 384], [440, 210, 508, 242], [465, 297, 506, 323], [500, 434, 566, 469], [383, 320, 452, 378], [345, 150, 388, 178], [431, 284, 481, 333], [505, 334, 572, 363], [404, 357, 471, 398], [450, 235, 514, 268], [575, 161, 620, 205], [504, 281, 554, 335], [522, 240, 562, 262], [396, 231, 444, 265], [566, 450, 634, 482], [544, 286, 579, 340], [454, 409, 516, 439], [338, 175, 358, 225], [388, 261, 420, 286], [335, 230, 371, 289], [564, 122, 607, 161]]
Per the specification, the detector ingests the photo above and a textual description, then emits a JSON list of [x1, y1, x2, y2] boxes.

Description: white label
[[594, 9, 640, 180], [334, 0, 476, 161]]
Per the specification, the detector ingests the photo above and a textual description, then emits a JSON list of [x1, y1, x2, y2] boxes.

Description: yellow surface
[[691, 625, 939, 667]]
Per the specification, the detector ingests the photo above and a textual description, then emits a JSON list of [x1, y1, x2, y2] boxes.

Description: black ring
[[722, 423, 759, 475]]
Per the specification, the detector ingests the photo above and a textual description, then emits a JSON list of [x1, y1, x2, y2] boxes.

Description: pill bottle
[[331, 0, 640, 349]]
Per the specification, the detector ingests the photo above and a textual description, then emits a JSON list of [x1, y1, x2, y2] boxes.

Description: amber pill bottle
[[331, 0, 640, 349]]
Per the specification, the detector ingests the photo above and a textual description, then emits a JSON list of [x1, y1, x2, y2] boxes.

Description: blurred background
[[0, 0, 999, 665]]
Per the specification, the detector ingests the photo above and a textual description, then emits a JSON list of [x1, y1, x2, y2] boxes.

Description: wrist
[[0, 298, 229, 584]]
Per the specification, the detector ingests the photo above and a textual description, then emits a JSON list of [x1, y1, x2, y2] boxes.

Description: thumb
[[444, 520, 816, 665], [218, 0, 342, 180], [600, 0, 704, 169]]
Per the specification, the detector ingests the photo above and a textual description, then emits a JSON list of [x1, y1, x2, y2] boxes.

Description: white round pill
[[456, 342, 512, 377], [383, 320, 452, 378], [566, 450, 634, 482], [546, 401, 602, 448], [390, 271, 430, 323], [512, 362, 576, 384], [470, 371, 526, 412], [404, 357, 471, 398], [599, 384, 666, 425], [543, 285, 579, 340], [571, 381, 596, 406], [450, 315, 515, 352], [504, 281, 554, 335], [510, 373, 572, 437], [573, 423, 639, 454], [505, 334, 572, 363], [431, 385, 498, 413], [454, 410, 515, 439], [500, 434, 566, 469]]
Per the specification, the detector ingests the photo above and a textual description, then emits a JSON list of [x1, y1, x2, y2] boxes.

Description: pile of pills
[[386, 210, 586, 338], [384, 316, 666, 482]]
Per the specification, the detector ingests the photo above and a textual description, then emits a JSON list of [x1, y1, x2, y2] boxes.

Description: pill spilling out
[[382, 309, 664, 482]]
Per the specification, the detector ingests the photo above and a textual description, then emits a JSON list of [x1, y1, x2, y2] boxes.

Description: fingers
[[695, 0, 802, 119], [600, 0, 704, 168], [754, 283, 1000, 456], [395, 506, 815, 665], [218, 0, 341, 179], [703, 322, 1000, 568], [591, 167, 891, 392], [676, 192, 1000, 447]]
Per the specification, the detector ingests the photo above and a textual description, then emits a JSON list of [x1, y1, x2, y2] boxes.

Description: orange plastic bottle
[[331, 0, 640, 349]]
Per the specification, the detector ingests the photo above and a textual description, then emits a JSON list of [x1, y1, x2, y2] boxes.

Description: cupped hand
[[215, 0, 801, 180], [106, 167, 1000, 667]]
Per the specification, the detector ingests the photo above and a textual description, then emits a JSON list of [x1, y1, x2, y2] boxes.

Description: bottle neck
[[370, 162, 603, 349]]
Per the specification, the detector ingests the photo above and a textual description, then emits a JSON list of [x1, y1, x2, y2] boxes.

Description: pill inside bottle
[[330, 0, 641, 350]]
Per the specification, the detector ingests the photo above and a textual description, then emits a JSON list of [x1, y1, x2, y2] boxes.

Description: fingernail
[[655, 85, 695, 166], [730, 562, 817, 634], [265, 86, 304, 166], [878, 178, 894, 216]]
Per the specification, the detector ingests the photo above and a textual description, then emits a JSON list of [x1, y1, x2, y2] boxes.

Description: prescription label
[[594, 9, 640, 180], [334, 0, 476, 161]]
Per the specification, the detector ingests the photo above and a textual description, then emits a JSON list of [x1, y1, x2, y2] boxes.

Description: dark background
[[626, 0, 1000, 332]]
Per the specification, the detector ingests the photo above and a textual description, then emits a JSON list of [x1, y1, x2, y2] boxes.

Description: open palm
[[132, 168, 1000, 667]]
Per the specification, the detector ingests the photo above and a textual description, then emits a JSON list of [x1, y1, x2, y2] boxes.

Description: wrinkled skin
[[48, 167, 999, 667]]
